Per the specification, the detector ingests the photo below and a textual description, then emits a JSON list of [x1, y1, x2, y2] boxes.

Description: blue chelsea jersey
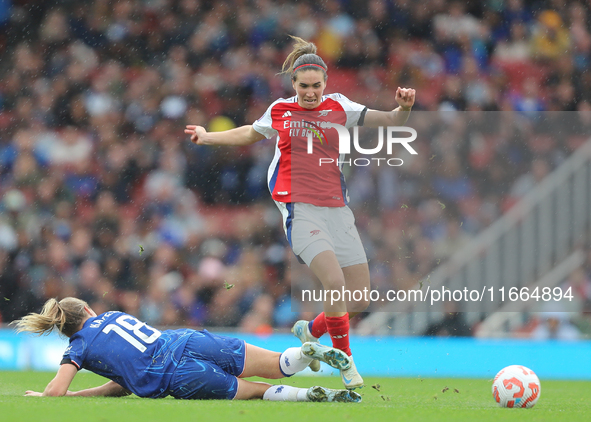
[[61, 311, 193, 398]]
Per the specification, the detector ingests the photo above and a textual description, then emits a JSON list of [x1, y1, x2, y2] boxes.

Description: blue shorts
[[168, 330, 246, 400]]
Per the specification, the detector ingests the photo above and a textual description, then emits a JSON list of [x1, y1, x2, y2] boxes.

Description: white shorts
[[275, 201, 368, 268]]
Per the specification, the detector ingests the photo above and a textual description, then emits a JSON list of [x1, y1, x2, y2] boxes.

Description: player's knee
[[320, 274, 346, 291], [348, 297, 370, 313]]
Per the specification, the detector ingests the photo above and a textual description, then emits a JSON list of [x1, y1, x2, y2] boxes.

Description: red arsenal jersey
[[253, 93, 367, 207]]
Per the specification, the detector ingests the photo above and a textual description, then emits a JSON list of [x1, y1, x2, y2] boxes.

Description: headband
[[293, 63, 327, 73]]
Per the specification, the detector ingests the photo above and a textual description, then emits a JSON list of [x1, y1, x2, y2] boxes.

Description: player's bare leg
[[309, 250, 348, 315], [308, 251, 364, 389], [239, 343, 350, 379], [234, 379, 273, 400], [299, 261, 370, 337], [240, 344, 283, 378], [342, 262, 371, 316]]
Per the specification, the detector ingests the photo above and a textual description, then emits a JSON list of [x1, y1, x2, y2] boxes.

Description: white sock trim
[[279, 347, 312, 376]]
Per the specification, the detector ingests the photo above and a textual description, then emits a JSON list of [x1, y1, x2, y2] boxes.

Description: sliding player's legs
[[240, 343, 351, 379], [169, 358, 361, 402], [238, 343, 359, 401], [243, 344, 313, 379], [262, 384, 362, 403], [236, 379, 361, 402], [235, 379, 273, 399], [177, 332, 311, 380], [169, 336, 357, 400]]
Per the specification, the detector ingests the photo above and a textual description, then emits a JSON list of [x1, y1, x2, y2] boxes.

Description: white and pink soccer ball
[[492, 365, 541, 408]]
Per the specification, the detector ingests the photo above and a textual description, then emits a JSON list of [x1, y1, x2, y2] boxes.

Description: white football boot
[[340, 356, 364, 390], [301, 342, 351, 370], [291, 320, 321, 372]]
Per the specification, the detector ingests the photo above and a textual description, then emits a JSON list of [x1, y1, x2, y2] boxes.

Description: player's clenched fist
[[184, 125, 207, 145], [395, 87, 416, 110]]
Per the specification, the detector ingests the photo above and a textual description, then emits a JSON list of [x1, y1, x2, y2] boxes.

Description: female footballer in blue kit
[[13, 297, 360, 402], [185, 36, 416, 390]]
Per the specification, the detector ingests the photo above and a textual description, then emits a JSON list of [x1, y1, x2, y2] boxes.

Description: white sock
[[263, 385, 310, 402], [279, 347, 313, 376]]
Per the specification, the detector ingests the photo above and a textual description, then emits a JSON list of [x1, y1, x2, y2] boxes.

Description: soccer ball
[[492, 365, 541, 408]]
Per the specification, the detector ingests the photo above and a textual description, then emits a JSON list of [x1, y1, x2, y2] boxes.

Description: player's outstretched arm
[[26, 380, 130, 398], [24, 364, 130, 398], [25, 363, 77, 397], [66, 380, 131, 397], [184, 124, 265, 146], [363, 87, 416, 127]]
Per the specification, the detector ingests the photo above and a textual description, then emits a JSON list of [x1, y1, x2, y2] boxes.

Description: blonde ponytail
[[281, 35, 327, 80], [11, 297, 89, 337]]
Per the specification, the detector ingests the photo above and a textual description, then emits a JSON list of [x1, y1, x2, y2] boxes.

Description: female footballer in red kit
[[185, 36, 416, 389]]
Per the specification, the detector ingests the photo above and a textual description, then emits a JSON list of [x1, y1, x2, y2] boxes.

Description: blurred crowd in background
[[0, 0, 590, 337]]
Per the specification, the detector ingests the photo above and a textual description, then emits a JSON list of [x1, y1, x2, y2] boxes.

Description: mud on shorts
[[275, 201, 368, 267]]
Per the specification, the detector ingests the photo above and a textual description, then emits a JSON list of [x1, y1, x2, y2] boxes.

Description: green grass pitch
[[1, 371, 589, 422]]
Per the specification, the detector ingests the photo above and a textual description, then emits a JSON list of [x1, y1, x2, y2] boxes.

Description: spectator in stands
[[531, 312, 581, 341], [424, 301, 471, 337], [531, 10, 571, 62]]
